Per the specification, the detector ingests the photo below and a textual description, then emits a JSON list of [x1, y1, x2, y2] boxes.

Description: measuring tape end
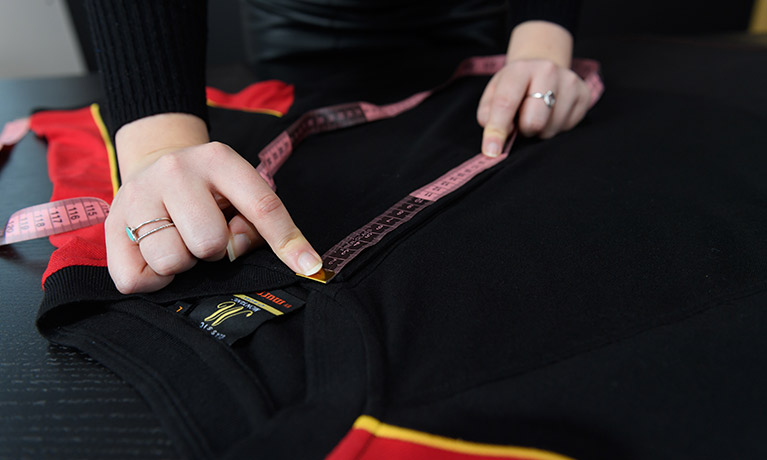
[[296, 267, 336, 284]]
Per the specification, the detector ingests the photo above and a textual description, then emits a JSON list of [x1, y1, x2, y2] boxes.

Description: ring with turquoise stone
[[125, 217, 174, 244]]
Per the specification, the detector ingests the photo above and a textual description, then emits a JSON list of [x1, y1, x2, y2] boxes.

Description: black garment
[[84, 0, 581, 134], [37, 38, 767, 459], [239, 0, 580, 67]]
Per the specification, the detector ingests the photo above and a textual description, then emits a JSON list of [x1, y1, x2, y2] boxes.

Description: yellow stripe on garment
[[206, 99, 284, 117], [234, 294, 284, 316], [751, 0, 767, 33], [91, 100, 282, 197], [352, 416, 575, 460], [90, 103, 120, 196]]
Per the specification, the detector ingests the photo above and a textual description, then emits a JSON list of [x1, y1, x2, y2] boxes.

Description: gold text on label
[[204, 301, 254, 326]]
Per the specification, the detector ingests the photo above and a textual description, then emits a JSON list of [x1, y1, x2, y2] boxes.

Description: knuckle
[[251, 193, 284, 220], [150, 252, 191, 276], [273, 228, 303, 253], [566, 111, 585, 131], [483, 125, 507, 139], [114, 281, 137, 295], [520, 117, 546, 135], [491, 95, 516, 111], [113, 181, 140, 205], [207, 141, 229, 152], [201, 141, 239, 176], [104, 212, 121, 233], [563, 70, 580, 86], [477, 106, 489, 125], [154, 151, 186, 178], [538, 60, 559, 76], [205, 141, 234, 160], [579, 84, 592, 102], [187, 234, 228, 259], [502, 61, 527, 77], [110, 269, 140, 294]]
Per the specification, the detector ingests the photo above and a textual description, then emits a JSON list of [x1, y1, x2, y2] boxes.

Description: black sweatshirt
[[31, 35, 767, 459], [85, 0, 581, 135]]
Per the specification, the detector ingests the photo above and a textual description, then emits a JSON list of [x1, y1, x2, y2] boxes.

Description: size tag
[[187, 289, 305, 345], [0, 197, 110, 246], [168, 300, 194, 316]]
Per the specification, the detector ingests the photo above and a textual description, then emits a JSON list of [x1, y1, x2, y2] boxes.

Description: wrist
[[506, 20, 574, 68], [115, 113, 209, 182]]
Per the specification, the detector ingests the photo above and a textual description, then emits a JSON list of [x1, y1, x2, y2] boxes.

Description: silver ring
[[126, 217, 175, 244], [529, 90, 556, 108]]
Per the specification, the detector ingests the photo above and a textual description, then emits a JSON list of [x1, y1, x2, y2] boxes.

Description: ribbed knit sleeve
[[508, 0, 583, 35], [84, 0, 209, 135]]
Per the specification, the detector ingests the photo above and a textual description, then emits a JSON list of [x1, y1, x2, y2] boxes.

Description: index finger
[[481, 68, 529, 157], [203, 143, 323, 276]]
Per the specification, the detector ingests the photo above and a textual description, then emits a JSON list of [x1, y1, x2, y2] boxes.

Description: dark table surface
[[1, 34, 766, 459], [0, 75, 176, 458]]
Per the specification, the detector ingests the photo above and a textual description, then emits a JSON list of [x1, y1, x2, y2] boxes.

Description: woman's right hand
[[105, 113, 323, 294]]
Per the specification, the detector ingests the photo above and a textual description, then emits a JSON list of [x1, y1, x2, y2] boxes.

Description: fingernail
[[483, 139, 500, 157], [297, 251, 323, 276], [227, 233, 251, 262]]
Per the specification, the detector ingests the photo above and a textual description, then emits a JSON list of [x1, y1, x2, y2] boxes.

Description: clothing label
[[186, 290, 305, 345]]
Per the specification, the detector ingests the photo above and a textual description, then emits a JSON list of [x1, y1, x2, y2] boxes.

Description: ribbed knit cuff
[[85, 0, 209, 135], [508, 0, 583, 36]]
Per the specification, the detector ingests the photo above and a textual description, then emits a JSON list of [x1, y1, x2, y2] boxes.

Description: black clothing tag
[[186, 290, 305, 345]]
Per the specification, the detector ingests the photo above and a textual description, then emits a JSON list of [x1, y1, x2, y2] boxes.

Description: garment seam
[[124, 307, 278, 412], [55, 326, 215, 460]]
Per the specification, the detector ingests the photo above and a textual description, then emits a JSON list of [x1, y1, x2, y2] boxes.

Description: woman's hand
[[478, 20, 591, 156], [105, 113, 322, 294]]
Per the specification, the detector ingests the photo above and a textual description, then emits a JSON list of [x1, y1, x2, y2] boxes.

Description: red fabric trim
[[29, 107, 113, 287], [29, 79, 293, 287], [327, 426, 373, 460], [327, 427, 561, 460], [206, 80, 294, 115]]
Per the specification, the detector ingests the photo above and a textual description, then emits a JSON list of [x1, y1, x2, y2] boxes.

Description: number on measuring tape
[[0, 56, 602, 282], [276, 57, 603, 282], [0, 197, 109, 246]]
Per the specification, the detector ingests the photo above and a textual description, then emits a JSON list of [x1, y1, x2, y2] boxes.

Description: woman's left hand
[[477, 20, 590, 157]]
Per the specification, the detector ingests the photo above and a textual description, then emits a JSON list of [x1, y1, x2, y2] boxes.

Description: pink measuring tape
[[0, 55, 603, 283], [0, 197, 109, 246], [256, 55, 604, 282], [0, 117, 30, 151], [0, 117, 110, 246]]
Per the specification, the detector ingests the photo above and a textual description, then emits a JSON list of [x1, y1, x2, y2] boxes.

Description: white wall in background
[[0, 0, 86, 79]]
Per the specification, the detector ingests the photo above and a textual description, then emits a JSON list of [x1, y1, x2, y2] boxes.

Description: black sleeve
[[84, 0, 209, 135], [507, 0, 583, 36]]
